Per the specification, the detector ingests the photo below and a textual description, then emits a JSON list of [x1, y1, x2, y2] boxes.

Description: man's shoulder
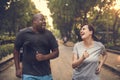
[[45, 29, 51, 33], [19, 27, 32, 32], [45, 29, 53, 35], [16, 27, 32, 36]]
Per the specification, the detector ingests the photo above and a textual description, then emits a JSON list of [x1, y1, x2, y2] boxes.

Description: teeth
[[81, 33, 84, 36]]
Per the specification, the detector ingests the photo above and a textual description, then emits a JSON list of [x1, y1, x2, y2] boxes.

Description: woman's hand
[[95, 66, 101, 74], [82, 50, 89, 59]]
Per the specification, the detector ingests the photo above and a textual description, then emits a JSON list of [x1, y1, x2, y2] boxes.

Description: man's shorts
[[22, 74, 53, 80]]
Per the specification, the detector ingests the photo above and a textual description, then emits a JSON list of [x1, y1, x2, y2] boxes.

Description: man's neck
[[32, 26, 46, 33]]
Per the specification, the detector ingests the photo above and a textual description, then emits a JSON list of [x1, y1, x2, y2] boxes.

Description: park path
[[51, 44, 73, 80]]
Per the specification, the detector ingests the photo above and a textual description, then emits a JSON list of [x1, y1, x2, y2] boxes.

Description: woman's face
[[80, 25, 92, 40]]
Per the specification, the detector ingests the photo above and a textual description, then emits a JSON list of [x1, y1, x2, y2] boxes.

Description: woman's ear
[[90, 31, 93, 35]]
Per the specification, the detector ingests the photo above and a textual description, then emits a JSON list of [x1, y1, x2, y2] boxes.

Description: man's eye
[[39, 19, 44, 22], [39, 20, 42, 22]]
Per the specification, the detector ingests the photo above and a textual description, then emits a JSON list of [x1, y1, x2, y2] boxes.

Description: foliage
[[47, 0, 120, 47], [0, 0, 10, 15], [0, 0, 120, 49], [48, 0, 75, 40], [0, 0, 39, 35], [0, 36, 15, 45], [0, 44, 14, 60]]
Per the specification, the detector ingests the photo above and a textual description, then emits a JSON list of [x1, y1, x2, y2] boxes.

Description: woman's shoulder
[[74, 41, 83, 46], [94, 41, 104, 47]]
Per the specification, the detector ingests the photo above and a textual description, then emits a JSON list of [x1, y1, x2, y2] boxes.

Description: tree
[[0, 0, 11, 34], [112, 9, 120, 45], [48, 0, 76, 40], [48, 0, 120, 47], [0, 0, 39, 35]]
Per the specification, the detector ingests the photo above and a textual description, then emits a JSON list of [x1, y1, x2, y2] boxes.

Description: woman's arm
[[72, 53, 85, 68], [96, 52, 107, 74], [72, 51, 89, 69]]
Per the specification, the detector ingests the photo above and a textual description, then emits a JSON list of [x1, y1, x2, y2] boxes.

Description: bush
[[0, 36, 15, 45], [0, 44, 14, 60]]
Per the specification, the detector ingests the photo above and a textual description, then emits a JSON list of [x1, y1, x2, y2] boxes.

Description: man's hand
[[16, 69, 22, 78], [36, 51, 45, 61]]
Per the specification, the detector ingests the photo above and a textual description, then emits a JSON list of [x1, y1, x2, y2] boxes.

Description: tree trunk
[[112, 10, 120, 45]]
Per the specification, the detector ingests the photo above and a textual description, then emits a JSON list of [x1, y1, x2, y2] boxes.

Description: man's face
[[33, 14, 46, 32]]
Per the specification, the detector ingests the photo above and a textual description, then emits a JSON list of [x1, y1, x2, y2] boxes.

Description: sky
[[31, 0, 53, 27], [114, 0, 120, 10]]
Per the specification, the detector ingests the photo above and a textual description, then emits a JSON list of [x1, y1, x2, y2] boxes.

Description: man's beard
[[37, 26, 45, 33]]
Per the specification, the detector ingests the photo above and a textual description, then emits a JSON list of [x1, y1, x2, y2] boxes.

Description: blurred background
[[0, 0, 120, 60]]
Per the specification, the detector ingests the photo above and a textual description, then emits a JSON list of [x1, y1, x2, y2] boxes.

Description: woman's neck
[[83, 37, 94, 48]]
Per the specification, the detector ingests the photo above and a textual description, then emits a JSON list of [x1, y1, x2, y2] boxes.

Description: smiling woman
[[31, 0, 53, 28], [72, 24, 107, 80]]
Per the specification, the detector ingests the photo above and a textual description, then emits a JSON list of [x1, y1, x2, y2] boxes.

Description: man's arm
[[13, 48, 22, 78], [36, 48, 59, 61]]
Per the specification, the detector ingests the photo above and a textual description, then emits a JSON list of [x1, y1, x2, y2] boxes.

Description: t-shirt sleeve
[[14, 32, 24, 51], [100, 43, 106, 54], [73, 43, 78, 54], [49, 32, 58, 50]]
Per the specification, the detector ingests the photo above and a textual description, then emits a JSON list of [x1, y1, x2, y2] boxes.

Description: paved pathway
[[105, 51, 120, 73]]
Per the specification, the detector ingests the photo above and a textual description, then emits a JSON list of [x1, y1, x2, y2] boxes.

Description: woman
[[72, 24, 107, 80]]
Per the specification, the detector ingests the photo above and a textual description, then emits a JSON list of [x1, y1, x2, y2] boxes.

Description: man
[[14, 13, 59, 80]]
